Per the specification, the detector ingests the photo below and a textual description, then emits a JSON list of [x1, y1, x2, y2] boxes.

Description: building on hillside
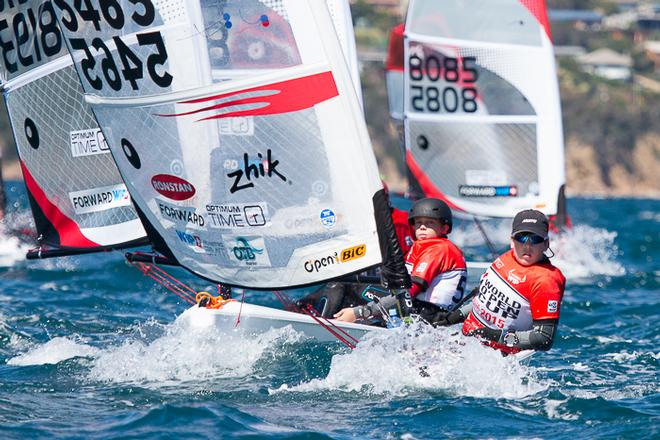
[[577, 48, 633, 81], [554, 45, 588, 58], [643, 40, 660, 71], [548, 9, 604, 30], [611, 0, 640, 13]]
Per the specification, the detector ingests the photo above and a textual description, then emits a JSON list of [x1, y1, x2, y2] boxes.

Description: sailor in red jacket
[[437, 209, 566, 353], [334, 198, 467, 324]]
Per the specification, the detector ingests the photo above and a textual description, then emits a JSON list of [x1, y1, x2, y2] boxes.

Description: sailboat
[[386, 0, 569, 232], [50, 0, 410, 344], [0, 0, 148, 259]]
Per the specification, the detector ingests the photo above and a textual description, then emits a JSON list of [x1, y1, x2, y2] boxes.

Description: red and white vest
[[462, 250, 565, 352], [405, 238, 467, 310]]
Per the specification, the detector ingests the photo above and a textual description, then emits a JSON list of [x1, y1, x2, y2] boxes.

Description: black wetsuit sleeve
[[513, 319, 558, 351], [471, 319, 558, 351], [353, 294, 398, 320]]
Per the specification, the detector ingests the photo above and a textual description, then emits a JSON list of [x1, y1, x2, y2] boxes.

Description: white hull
[[176, 301, 534, 360], [176, 301, 382, 343]]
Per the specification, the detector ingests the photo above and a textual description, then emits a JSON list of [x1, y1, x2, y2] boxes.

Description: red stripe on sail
[[385, 23, 405, 72], [157, 71, 339, 121], [20, 161, 98, 247], [519, 0, 552, 41], [406, 151, 465, 212]]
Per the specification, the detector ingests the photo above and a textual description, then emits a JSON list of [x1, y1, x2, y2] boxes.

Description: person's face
[[510, 233, 549, 266], [413, 217, 448, 240]]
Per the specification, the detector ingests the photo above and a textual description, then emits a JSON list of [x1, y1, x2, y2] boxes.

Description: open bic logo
[[340, 244, 366, 262]]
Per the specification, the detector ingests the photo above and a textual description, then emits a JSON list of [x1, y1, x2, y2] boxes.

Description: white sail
[[53, 0, 383, 288], [0, 0, 146, 256], [325, 0, 363, 107], [403, 0, 565, 218]]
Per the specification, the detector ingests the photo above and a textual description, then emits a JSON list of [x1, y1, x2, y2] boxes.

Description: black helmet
[[408, 198, 453, 233]]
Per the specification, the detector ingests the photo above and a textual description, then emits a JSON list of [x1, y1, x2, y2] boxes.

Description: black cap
[[511, 209, 549, 239]]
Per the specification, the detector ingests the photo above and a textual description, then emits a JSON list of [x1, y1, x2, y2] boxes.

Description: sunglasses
[[513, 233, 546, 245]]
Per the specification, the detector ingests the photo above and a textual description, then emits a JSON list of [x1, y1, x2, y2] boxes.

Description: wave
[[6, 336, 99, 366], [270, 322, 546, 399], [87, 318, 305, 386], [550, 224, 625, 279]]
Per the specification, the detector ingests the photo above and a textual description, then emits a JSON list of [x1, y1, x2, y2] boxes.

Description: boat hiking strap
[[274, 290, 359, 349]]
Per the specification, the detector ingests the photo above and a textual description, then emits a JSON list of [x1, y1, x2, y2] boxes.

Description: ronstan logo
[[151, 174, 196, 200]]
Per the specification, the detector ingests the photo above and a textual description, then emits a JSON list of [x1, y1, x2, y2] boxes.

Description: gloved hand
[[470, 326, 503, 342], [431, 309, 464, 327]]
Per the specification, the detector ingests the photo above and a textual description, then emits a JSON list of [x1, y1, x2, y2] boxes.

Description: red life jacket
[[462, 250, 565, 353]]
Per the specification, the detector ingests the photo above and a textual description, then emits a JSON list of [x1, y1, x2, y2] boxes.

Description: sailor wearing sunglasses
[[437, 209, 566, 354]]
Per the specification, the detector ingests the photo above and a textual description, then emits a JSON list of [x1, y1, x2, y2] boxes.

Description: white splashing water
[[550, 224, 624, 279], [7, 336, 100, 366], [453, 220, 624, 280], [272, 323, 545, 399], [88, 319, 305, 385], [638, 210, 660, 222], [0, 231, 30, 267]]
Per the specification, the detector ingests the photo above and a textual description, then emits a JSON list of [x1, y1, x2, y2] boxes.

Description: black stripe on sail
[[25, 186, 61, 249]]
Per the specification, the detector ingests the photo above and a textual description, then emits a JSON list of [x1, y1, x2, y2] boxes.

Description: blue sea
[[0, 181, 657, 439]]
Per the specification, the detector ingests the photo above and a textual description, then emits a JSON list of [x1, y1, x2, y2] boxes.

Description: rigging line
[[300, 304, 356, 349], [304, 304, 360, 346], [473, 216, 498, 260], [234, 288, 246, 328], [144, 263, 198, 298], [272, 291, 357, 349], [127, 259, 197, 305]]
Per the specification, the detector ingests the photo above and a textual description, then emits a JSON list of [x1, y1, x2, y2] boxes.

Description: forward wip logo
[[151, 174, 195, 201], [340, 244, 366, 262]]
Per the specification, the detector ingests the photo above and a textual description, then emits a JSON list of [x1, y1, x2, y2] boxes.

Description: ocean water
[[0, 181, 657, 439]]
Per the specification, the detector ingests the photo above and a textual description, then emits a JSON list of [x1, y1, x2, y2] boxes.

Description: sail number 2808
[[408, 54, 478, 113]]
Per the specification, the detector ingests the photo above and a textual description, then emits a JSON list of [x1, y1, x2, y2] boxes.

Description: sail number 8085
[[408, 54, 479, 113]]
